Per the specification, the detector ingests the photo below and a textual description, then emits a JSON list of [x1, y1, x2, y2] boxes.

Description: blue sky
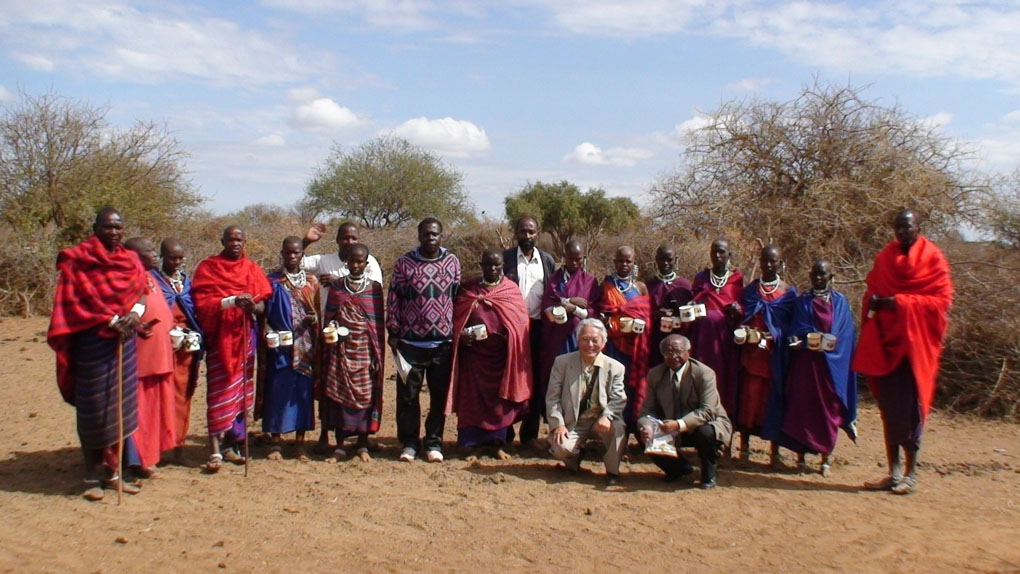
[[2, 0, 1019, 218]]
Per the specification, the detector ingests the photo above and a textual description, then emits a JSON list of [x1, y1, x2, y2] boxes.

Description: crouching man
[[639, 334, 731, 489], [546, 318, 627, 486]]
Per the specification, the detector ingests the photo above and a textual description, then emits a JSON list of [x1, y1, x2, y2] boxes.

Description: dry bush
[[939, 240, 1020, 420]]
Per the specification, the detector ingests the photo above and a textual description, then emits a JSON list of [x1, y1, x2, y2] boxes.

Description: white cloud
[[525, 1, 1020, 89], [286, 86, 320, 102], [0, 1, 316, 86], [13, 52, 55, 72], [921, 112, 953, 129], [253, 134, 286, 146], [290, 98, 362, 131], [532, 0, 721, 36], [389, 117, 491, 157], [1002, 110, 1020, 123], [725, 77, 774, 92], [0, 85, 12, 103], [261, 0, 439, 31], [563, 142, 652, 167]]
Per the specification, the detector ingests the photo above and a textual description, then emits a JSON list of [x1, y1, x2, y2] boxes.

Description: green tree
[[504, 180, 641, 257], [0, 90, 202, 316], [302, 136, 475, 229], [0, 90, 202, 245]]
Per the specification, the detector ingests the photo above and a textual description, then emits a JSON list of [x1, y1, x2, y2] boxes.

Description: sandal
[[820, 463, 831, 478], [222, 448, 246, 465], [103, 475, 141, 495], [891, 475, 917, 495], [863, 475, 902, 491], [82, 480, 104, 501], [203, 453, 223, 474], [356, 447, 371, 462]]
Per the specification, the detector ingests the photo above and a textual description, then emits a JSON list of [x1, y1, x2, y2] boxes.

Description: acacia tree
[[651, 80, 979, 280], [504, 180, 641, 257], [302, 136, 475, 229], [0, 90, 202, 315], [0, 90, 201, 244]]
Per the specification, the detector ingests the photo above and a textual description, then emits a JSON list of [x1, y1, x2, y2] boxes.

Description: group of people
[[48, 207, 952, 500]]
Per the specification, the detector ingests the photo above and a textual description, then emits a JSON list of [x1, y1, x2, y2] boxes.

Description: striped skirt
[[205, 325, 256, 436], [71, 327, 138, 450]]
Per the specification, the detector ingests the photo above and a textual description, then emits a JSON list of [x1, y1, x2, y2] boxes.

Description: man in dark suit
[[639, 334, 732, 489], [503, 215, 557, 450]]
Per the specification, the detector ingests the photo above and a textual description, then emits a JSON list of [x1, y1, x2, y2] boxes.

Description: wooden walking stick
[[116, 338, 124, 505], [242, 312, 251, 478]]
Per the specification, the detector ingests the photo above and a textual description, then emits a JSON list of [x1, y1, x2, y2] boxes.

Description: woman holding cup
[[735, 244, 797, 466], [262, 237, 320, 461], [320, 244, 386, 462], [762, 260, 858, 477]]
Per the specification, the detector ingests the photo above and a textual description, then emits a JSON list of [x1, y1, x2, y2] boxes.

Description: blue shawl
[[741, 281, 796, 433], [763, 289, 858, 442], [150, 269, 202, 334]]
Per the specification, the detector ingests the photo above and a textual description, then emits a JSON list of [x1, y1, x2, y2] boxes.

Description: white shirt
[[669, 360, 691, 433], [516, 247, 545, 319], [301, 252, 383, 316]]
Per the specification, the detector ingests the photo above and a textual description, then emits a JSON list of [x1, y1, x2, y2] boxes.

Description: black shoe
[[699, 459, 718, 489]]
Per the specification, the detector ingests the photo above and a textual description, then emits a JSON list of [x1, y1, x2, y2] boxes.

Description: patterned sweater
[[386, 247, 461, 342]]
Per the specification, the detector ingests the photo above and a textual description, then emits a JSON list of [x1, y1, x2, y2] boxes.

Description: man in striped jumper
[[387, 217, 462, 463]]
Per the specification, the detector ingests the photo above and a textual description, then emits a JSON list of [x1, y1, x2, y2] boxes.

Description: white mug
[[323, 325, 339, 344], [632, 318, 646, 334], [184, 332, 201, 352], [746, 328, 762, 344], [265, 332, 280, 348], [619, 317, 634, 333], [279, 330, 294, 346], [733, 328, 748, 344], [821, 333, 837, 352], [807, 332, 823, 351], [678, 305, 696, 323], [693, 303, 707, 318], [337, 325, 351, 342], [659, 315, 675, 333], [220, 296, 236, 309], [169, 327, 185, 350], [551, 306, 568, 324]]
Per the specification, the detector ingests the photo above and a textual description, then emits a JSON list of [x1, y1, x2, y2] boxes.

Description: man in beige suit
[[546, 318, 628, 485], [639, 334, 732, 489]]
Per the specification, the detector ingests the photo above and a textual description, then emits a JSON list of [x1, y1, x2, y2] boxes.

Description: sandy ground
[[0, 316, 1018, 574]]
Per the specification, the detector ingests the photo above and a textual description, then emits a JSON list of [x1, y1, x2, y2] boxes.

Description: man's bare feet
[[864, 475, 901, 491], [267, 447, 283, 461], [296, 448, 310, 462], [357, 448, 371, 462], [325, 448, 345, 464], [82, 480, 104, 501], [203, 453, 223, 474], [103, 477, 141, 495], [494, 448, 512, 461]]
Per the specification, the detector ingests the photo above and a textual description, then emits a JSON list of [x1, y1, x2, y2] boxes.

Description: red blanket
[[446, 278, 533, 413], [47, 236, 147, 404], [852, 236, 953, 421], [191, 253, 273, 382], [597, 282, 653, 417]]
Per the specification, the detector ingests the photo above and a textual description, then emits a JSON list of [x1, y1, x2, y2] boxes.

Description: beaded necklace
[[343, 274, 368, 295], [284, 268, 307, 289], [758, 275, 780, 296]]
